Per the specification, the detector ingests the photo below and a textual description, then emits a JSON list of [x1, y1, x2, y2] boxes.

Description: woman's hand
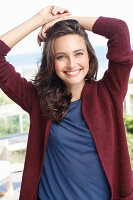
[[37, 8, 98, 46], [37, 5, 71, 46], [36, 5, 71, 28], [0, 5, 71, 48], [37, 14, 71, 46]]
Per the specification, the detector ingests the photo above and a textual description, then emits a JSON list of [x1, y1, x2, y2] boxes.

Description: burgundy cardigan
[[0, 17, 133, 200]]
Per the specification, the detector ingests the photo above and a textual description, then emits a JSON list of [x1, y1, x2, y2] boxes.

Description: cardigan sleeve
[[0, 40, 37, 113], [92, 17, 133, 100]]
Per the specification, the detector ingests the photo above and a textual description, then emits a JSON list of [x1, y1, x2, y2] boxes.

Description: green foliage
[[0, 113, 30, 137], [124, 114, 133, 134], [124, 115, 133, 170], [0, 90, 13, 105], [0, 90, 30, 136], [0, 115, 19, 136], [23, 113, 30, 132], [127, 132, 133, 170], [129, 78, 133, 84]]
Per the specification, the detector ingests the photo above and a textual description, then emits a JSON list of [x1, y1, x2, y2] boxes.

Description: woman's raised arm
[[71, 17, 98, 31], [37, 16, 98, 46], [0, 5, 70, 48]]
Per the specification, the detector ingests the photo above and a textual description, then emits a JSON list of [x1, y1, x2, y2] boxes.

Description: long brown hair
[[33, 19, 98, 122]]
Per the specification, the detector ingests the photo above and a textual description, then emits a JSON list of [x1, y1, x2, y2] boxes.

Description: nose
[[66, 56, 76, 69]]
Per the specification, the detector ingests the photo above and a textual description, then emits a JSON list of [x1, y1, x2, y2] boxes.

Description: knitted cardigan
[[0, 16, 133, 200]]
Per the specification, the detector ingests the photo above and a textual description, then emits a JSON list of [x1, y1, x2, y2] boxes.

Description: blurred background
[[0, 0, 133, 199]]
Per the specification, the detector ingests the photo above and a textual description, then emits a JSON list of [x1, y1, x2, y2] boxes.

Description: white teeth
[[66, 70, 80, 75]]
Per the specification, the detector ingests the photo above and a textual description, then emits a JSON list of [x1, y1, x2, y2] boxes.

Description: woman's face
[[54, 34, 89, 89]]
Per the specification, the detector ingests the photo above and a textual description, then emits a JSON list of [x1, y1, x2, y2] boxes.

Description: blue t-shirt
[[38, 99, 111, 200]]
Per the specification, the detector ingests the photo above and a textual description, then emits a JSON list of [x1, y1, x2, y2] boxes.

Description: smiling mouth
[[64, 69, 81, 76]]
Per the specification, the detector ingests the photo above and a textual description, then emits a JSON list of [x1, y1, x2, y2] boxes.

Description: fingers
[[37, 34, 44, 46], [37, 5, 71, 46], [37, 29, 47, 46], [37, 13, 71, 46], [37, 5, 71, 28], [51, 5, 70, 16], [37, 25, 50, 46], [43, 13, 69, 32]]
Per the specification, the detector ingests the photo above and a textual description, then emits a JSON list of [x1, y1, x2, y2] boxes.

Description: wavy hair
[[33, 19, 98, 122]]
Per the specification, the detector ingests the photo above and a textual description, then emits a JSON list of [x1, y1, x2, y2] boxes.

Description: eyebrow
[[55, 49, 85, 56]]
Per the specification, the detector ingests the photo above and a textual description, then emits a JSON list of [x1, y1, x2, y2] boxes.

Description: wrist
[[30, 14, 45, 30]]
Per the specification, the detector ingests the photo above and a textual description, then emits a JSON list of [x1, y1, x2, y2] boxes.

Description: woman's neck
[[67, 81, 85, 102]]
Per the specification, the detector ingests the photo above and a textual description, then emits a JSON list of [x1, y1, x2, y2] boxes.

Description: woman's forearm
[[0, 6, 71, 49], [0, 15, 43, 48], [70, 16, 99, 32]]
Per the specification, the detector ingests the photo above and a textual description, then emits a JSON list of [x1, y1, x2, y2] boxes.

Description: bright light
[[0, 0, 132, 55]]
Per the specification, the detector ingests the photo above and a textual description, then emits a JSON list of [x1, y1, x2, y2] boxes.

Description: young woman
[[0, 5, 133, 200]]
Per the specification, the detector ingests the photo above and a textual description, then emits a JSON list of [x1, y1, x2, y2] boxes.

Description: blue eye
[[57, 55, 65, 60], [76, 52, 83, 56]]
